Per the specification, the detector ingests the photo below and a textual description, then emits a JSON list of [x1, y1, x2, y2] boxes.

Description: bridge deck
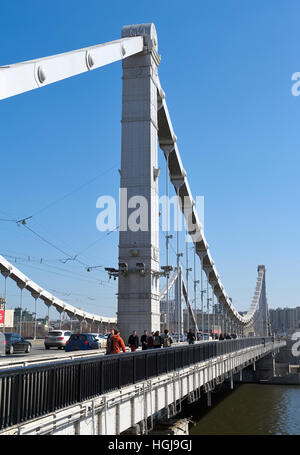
[[0, 337, 285, 434]]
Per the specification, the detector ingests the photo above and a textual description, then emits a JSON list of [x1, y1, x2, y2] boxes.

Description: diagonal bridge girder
[[159, 269, 199, 332], [0, 36, 143, 100]]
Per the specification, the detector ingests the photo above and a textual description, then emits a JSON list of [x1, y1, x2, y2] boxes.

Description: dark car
[[4, 332, 32, 355], [65, 333, 100, 352]]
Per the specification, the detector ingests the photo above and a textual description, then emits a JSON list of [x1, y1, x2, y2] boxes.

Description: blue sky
[[0, 0, 299, 320]]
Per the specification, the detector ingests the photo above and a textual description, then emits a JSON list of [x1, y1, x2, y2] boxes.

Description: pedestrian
[[219, 332, 224, 341], [106, 328, 115, 355], [152, 330, 162, 348], [128, 330, 139, 352], [161, 329, 173, 348], [187, 328, 196, 345], [141, 330, 149, 350], [111, 329, 126, 354], [147, 331, 154, 349]]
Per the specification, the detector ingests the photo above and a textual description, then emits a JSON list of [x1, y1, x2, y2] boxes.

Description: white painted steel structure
[[0, 254, 116, 326], [0, 23, 269, 337], [117, 24, 161, 338], [0, 36, 143, 100]]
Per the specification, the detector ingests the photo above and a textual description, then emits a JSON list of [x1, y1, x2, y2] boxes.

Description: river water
[[181, 384, 300, 435]]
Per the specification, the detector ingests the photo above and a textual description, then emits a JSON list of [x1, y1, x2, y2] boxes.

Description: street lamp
[[193, 279, 199, 330], [200, 289, 206, 339], [207, 297, 212, 338]]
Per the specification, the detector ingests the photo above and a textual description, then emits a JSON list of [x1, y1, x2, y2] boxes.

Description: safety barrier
[[0, 337, 272, 430]]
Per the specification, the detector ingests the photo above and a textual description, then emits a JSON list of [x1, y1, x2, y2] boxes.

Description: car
[[197, 332, 213, 341], [171, 333, 186, 342], [4, 332, 32, 355], [65, 333, 100, 352], [90, 333, 107, 348], [44, 330, 73, 350]]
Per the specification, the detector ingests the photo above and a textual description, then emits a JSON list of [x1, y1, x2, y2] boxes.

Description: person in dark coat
[[187, 328, 196, 345], [161, 329, 173, 348], [128, 330, 139, 352], [147, 331, 154, 349], [152, 330, 162, 348], [141, 330, 149, 350], [106, 328, 115, 354]]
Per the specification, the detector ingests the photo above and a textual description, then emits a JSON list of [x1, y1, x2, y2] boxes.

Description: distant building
[[0, 298, 14, 329], [4, 309, 14, 328], [269, 307, 300, 334], [0, 309, 14, 329]]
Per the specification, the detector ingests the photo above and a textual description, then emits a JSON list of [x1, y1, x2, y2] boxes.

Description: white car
[[90, 333, 107, 348], [44, 330, 73, 350], [197, 332, 213, 341]]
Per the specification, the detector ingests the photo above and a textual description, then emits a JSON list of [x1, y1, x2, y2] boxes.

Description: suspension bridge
[[0, 23, 285, 435]]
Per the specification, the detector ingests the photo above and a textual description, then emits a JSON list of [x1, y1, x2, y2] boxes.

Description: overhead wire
[[23, 163, 118, 220], [1, 161, 119, 269], [8, 260, 117, 289]]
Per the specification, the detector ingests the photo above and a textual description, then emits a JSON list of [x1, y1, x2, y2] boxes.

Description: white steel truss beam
[[159, 269, 198, 332], [159, 269, 178, 301], [0, 254, 116, 325], [0, 36, 143, 100]]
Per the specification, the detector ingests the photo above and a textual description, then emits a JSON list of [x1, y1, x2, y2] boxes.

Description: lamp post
[[193, 246, 199, 332], [31, 291, 41, 340], [212, 293, 215, 338], [166, 234, 173, 328], [207, 294, 212, 338], [200, 288, 206, 339], [200, 258, 206, 340]]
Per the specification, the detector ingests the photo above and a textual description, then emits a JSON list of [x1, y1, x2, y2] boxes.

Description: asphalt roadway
[[0, 339, 107, 367], [0, 339, 190, 368]]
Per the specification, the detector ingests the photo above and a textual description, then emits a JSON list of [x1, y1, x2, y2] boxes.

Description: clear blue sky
[[0, 0, 299, 320]]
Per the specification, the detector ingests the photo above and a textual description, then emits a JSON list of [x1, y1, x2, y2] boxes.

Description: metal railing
[[0, 337, 272, 430]]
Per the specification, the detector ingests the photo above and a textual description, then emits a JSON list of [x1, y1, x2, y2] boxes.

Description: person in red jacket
[[111, 329, 126, 354]]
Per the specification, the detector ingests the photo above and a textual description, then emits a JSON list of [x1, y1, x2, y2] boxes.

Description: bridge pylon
[[117, 24, 161, 339]]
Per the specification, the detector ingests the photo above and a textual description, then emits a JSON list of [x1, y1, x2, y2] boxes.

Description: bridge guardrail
[[0, 337, 273, 430]]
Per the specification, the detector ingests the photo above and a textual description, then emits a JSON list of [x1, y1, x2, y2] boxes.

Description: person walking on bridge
[[187, 328, 196, 345], [106, 328, 115, 355], [141, 330, 149, 350], [152, 330, 162, 348], [147, 331, 155, 349], [161, 329, 173, 348], [128, 330, 139, 352], [111, 329, 126, 354]]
